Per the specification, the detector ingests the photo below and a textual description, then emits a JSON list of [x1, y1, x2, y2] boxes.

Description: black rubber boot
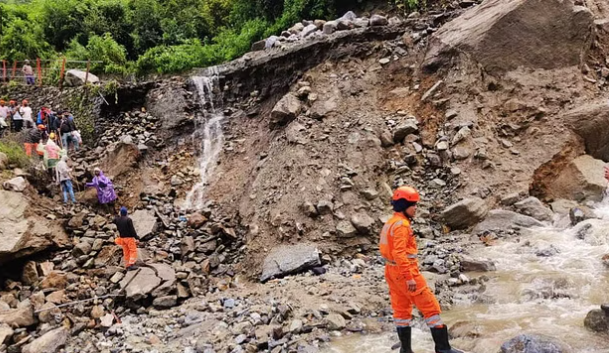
[[397, 327, 414, 353], [430, 326, 464, 353]]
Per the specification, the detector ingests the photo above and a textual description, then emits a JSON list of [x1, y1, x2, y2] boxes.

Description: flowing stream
[[327, 201, 609, 352], [184, 72, 225, 210]]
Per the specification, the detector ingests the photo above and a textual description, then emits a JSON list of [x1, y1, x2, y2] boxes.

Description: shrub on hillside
[[0, 141, 30, 168]]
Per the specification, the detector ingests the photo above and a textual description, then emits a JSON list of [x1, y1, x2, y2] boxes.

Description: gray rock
[[584, 309, 608, 332], [353, 18, 370, 28], [441, 198, 489, 230], [361, 188, 379, 200], [150, 263, 177, 297], [317, 200, 334, 215], [474, 210, 544, 233], [550, 199, 579, 215], [569, 206, 595, 226], [153, 295, 178, 309], [131, 209, 158, 240], [393, 120, 418, 143], [326, 313, 346, 330], [301, 24, 318, 37], [120, 267, 162, 300], [370, 14, 388, 26], [340, 11, 357, 21], [72, 242, 92, 257], [22, 327, 69, 353], [270, 93, 302, 129], [541, 155, 607, 203], [260, 244, 321, 282], [289, 319, 303, 333], [65, 69, 99, 86], [0, 324, 13, 345], [302, 201, 319, 217], [501, 334, 572, 353], [323, 21, 337, 35], [336, 220, 357, 237], [460, 256, 496, 272], [501, 192, 524, 206], [2, 177, 27, 192], [350, 212, 375, 235], [289, 23, 304, 34], [514, 197, 554, 222]]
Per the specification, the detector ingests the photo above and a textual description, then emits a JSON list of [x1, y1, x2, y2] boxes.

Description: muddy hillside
[[1, 0, 609, 352]]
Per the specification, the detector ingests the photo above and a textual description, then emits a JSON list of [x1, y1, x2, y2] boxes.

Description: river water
[[184, 73, 225, 211], [327, 202, 609, 352]]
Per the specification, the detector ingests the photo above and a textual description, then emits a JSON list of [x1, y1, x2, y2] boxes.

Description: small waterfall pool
[[326, 201, 609, 352]]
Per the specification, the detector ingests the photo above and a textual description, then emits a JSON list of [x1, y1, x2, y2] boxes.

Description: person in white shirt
[[19, 100, 33, 128], [0, 100, 9, 129]]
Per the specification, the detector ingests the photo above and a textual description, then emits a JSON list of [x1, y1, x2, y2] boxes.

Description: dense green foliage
[[0, 0, 411, 76], [0, 140, 30, 167]]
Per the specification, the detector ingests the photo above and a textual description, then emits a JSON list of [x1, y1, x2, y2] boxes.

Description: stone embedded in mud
[[584, 309, 608, 332], [260, 244, 321, 282], [336, 220, 357, 238], [350, 212, 376, 235], [302, 201, 319, 218], [392, 120, 418, 143], [187, 213, 208, 229], [153, 295, 178, 308], [564, 101, 609, 161], [474, 209, 544, 233], [424, 0, 594, 73], [441, 198, 489, 230], [326, 313, 346, 330], [514, 197, 554, 222], [323, 21, 337, 35], [72, 241, 92, 257], [270, 93, 302, 129], [301, 24, 318, 38], [40, 271, 68, 290]]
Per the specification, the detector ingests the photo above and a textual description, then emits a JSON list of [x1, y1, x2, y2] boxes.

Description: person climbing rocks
[[60, 111, 79, 152], [85, 168, 117, 213], [44, 133, 61, 178], [24, 124, 45, 157], [56, 155, 77, 205], [114, 207, 139, 270], [380, 186, 463, 353]]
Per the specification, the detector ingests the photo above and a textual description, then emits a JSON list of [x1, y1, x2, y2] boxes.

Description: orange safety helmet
[[392, 186, 420, 203], [37, 124, 45, 130], [9, 100, 16, 105], [0, 100, 4, 105]]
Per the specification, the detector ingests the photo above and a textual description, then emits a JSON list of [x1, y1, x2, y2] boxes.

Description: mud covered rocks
[[260, 244, 321, 281]]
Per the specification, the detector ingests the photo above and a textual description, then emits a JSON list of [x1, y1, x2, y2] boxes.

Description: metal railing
[[1, 58, 104, 89]]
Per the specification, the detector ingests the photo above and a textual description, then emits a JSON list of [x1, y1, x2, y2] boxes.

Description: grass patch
[[0, 141, 31, 169]]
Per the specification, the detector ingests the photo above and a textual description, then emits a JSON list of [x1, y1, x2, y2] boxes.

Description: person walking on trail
[[380, 186, 463, 353], [24, 125, 45, 157], [56, 155, 77, 205], [85, 168, 117, 212], [20, 100, 34, 128], [114, 207, 139, 270], [22, 60, 35, 85], [60, 112, 79, 152]]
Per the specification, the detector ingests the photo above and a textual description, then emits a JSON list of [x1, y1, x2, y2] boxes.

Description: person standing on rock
[[114, 207, 139, 270], [59, 111, 79, 152], [22, 60, 35, 85], [10, 100, 23, 132], [19, 100, 34, 128], [56, 155, 77, 205], [379, 186, 463, 353], [85, 168, 117, 213]]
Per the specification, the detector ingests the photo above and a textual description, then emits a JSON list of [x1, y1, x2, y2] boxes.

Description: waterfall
[[184, 72, 225, 210]]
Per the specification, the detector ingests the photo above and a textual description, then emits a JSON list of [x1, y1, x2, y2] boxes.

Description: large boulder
[[270, 93, 302, 129], [441, 198, 489, 230], [501, 334, 572, 353], [0, 303, 36, 327], [474, 210, 544, 233], [539, 155, 607, 203], [131, 210, 158, 240], [0, 191, 68, 264], [120, 267, 162, 300], [565, 101, 609, 161], [22, 327, 69, 353], [424, 0, 593, 73], [2, 177, 27, 192], [514, 197, 554, 222], [260, 244, 321, 282], [65, 69, 100, 86], [350, 212, 376, 235]]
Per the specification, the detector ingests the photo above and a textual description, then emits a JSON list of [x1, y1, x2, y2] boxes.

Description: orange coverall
[[115, 237, 138, 267], [380, 212, 443, 328]]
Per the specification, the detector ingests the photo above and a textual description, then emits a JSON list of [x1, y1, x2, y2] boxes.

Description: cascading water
[[184, 71, 225, 210], [326, 200, 609, 353]]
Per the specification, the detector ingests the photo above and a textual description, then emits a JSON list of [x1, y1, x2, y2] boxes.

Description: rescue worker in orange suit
[[380, 186, 463, 353], [113, 207, 140, 270]]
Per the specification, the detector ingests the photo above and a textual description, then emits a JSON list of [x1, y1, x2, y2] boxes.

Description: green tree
[[84, 0, 135, 57], [40, 0, 91, 50], [129, 0, 162, 54]]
